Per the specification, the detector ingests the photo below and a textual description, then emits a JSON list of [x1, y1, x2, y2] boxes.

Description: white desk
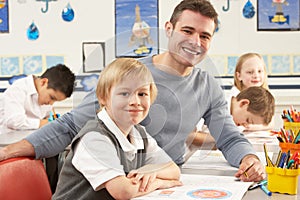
[[0, 127, 34, 147], [182, 149, 300, 200]]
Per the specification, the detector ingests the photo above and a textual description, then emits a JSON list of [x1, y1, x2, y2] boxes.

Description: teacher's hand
[[235, 154, 265, 182]]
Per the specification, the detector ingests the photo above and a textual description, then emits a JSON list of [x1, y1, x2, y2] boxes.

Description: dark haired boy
[[0, 64, 75, 129]]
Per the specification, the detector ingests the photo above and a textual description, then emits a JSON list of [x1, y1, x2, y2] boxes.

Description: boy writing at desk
[[0, 64, 75, 130], [53, 58, 182, 199], [186, 86, 275, 159]]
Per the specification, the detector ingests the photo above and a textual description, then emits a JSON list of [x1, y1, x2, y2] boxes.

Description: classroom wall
[[1, 1, 299, 70], [1, 0, 299, 129]]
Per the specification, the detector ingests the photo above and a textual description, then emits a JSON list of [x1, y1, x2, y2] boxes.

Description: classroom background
[[0, 0, 299, 129]]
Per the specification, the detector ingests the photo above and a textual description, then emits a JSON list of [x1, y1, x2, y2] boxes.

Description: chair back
[[0, 156, 52, 200]]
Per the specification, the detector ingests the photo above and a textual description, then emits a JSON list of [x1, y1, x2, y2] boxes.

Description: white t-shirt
[[0, 75, 51, 129]]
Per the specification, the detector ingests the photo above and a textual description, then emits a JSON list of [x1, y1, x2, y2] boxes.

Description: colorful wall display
[[0, 0, 9, 33], [0, 55, 65, 76]]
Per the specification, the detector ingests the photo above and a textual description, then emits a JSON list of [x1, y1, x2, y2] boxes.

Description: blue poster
[[0, 0, 8, 33], [258, 0, 300, 31], [115, 0, 159, 57]]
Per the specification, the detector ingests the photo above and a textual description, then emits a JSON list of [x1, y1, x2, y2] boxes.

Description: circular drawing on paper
[[187, 188, 231, 199]]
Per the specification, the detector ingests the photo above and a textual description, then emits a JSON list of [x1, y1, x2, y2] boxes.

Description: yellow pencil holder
[[284, 122, 300, 135], [266, 166, 300, 195]]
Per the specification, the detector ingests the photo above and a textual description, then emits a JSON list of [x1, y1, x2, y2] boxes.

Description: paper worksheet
[[133, 174, 253, 200], [182, 150, 238, 171], [182, 149, 273, 171]]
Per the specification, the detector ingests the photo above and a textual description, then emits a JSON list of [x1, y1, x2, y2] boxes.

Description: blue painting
[[227, 56, 239, 75], [0, 57, 20, 75], [23, 56, 43, 75], [0, 0, 9, 32], [46, 56, 65, 68], [257, 0, 300, 31], [270, 55, 290, 74], [115, 0, 158, 57], [262, 55, 269, 74], [293, 55, 300, 73]]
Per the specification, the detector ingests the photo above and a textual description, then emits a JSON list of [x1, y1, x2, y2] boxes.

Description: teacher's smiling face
[[166, 10, 215, 67]]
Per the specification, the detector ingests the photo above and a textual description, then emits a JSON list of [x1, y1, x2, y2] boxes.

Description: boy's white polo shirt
[[0, 75, 52, 129], [72, 109, 172, 191]]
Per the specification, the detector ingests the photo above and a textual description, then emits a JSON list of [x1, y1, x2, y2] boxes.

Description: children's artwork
[[257, 0, 300, 31], [227, 56, 239, 75], [293, 55, 300, 74], [46, 56, 64, 68], [80, 74, 99, 91], [262, 55, 269, 74], [0, 0, 9, 33], [270, 55, 290, 74], [23, 55, 43, 75], [75, 74, 99, 92], [62, 3, 75, 22], [0, 57, 20, 75], [243, 0, 255, 19], [133, 174, 253, 200], [27, 21, 39, 40], [82, 42, 105, 73], [115, 0, 159, 58], [0, 55, 67, 76]]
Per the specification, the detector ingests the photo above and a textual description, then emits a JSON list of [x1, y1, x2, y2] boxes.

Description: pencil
[[52, 108, 57, 119], [275, 150, 282, 167], [243, 163, 254, 178], [263, 143, 274, 167]]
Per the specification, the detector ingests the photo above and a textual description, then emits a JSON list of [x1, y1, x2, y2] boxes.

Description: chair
[[0, 156, 52, 200]]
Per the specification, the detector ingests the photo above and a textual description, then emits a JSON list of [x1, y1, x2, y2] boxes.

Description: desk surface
[[182, 169, 300, 200], [0, 127, 34, 147], [182, 149, 300, 200], [0, 128, 298, 199]]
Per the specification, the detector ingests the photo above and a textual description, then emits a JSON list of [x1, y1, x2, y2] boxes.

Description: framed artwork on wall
[[82, 42, 105, 73], [45, 56, 65, 69], [115, 0, 159, 58], [23, 55, 43, 75], [0, 0, 9, 33], [257, 0, 300, 31], [293, 55, 300, 74], [270, 55, 290, 75], [0, 56, 20, 75]]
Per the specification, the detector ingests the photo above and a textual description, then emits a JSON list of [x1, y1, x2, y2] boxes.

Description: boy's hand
[[157, 179, 183, 189], [127, 170, 157, 192], [39, 119, 49, 128]]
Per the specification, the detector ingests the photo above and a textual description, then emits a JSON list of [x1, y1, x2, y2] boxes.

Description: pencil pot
[[284, 122, 300, 137], [266, 166, 300, 195], [279, 143, 300, 154]]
